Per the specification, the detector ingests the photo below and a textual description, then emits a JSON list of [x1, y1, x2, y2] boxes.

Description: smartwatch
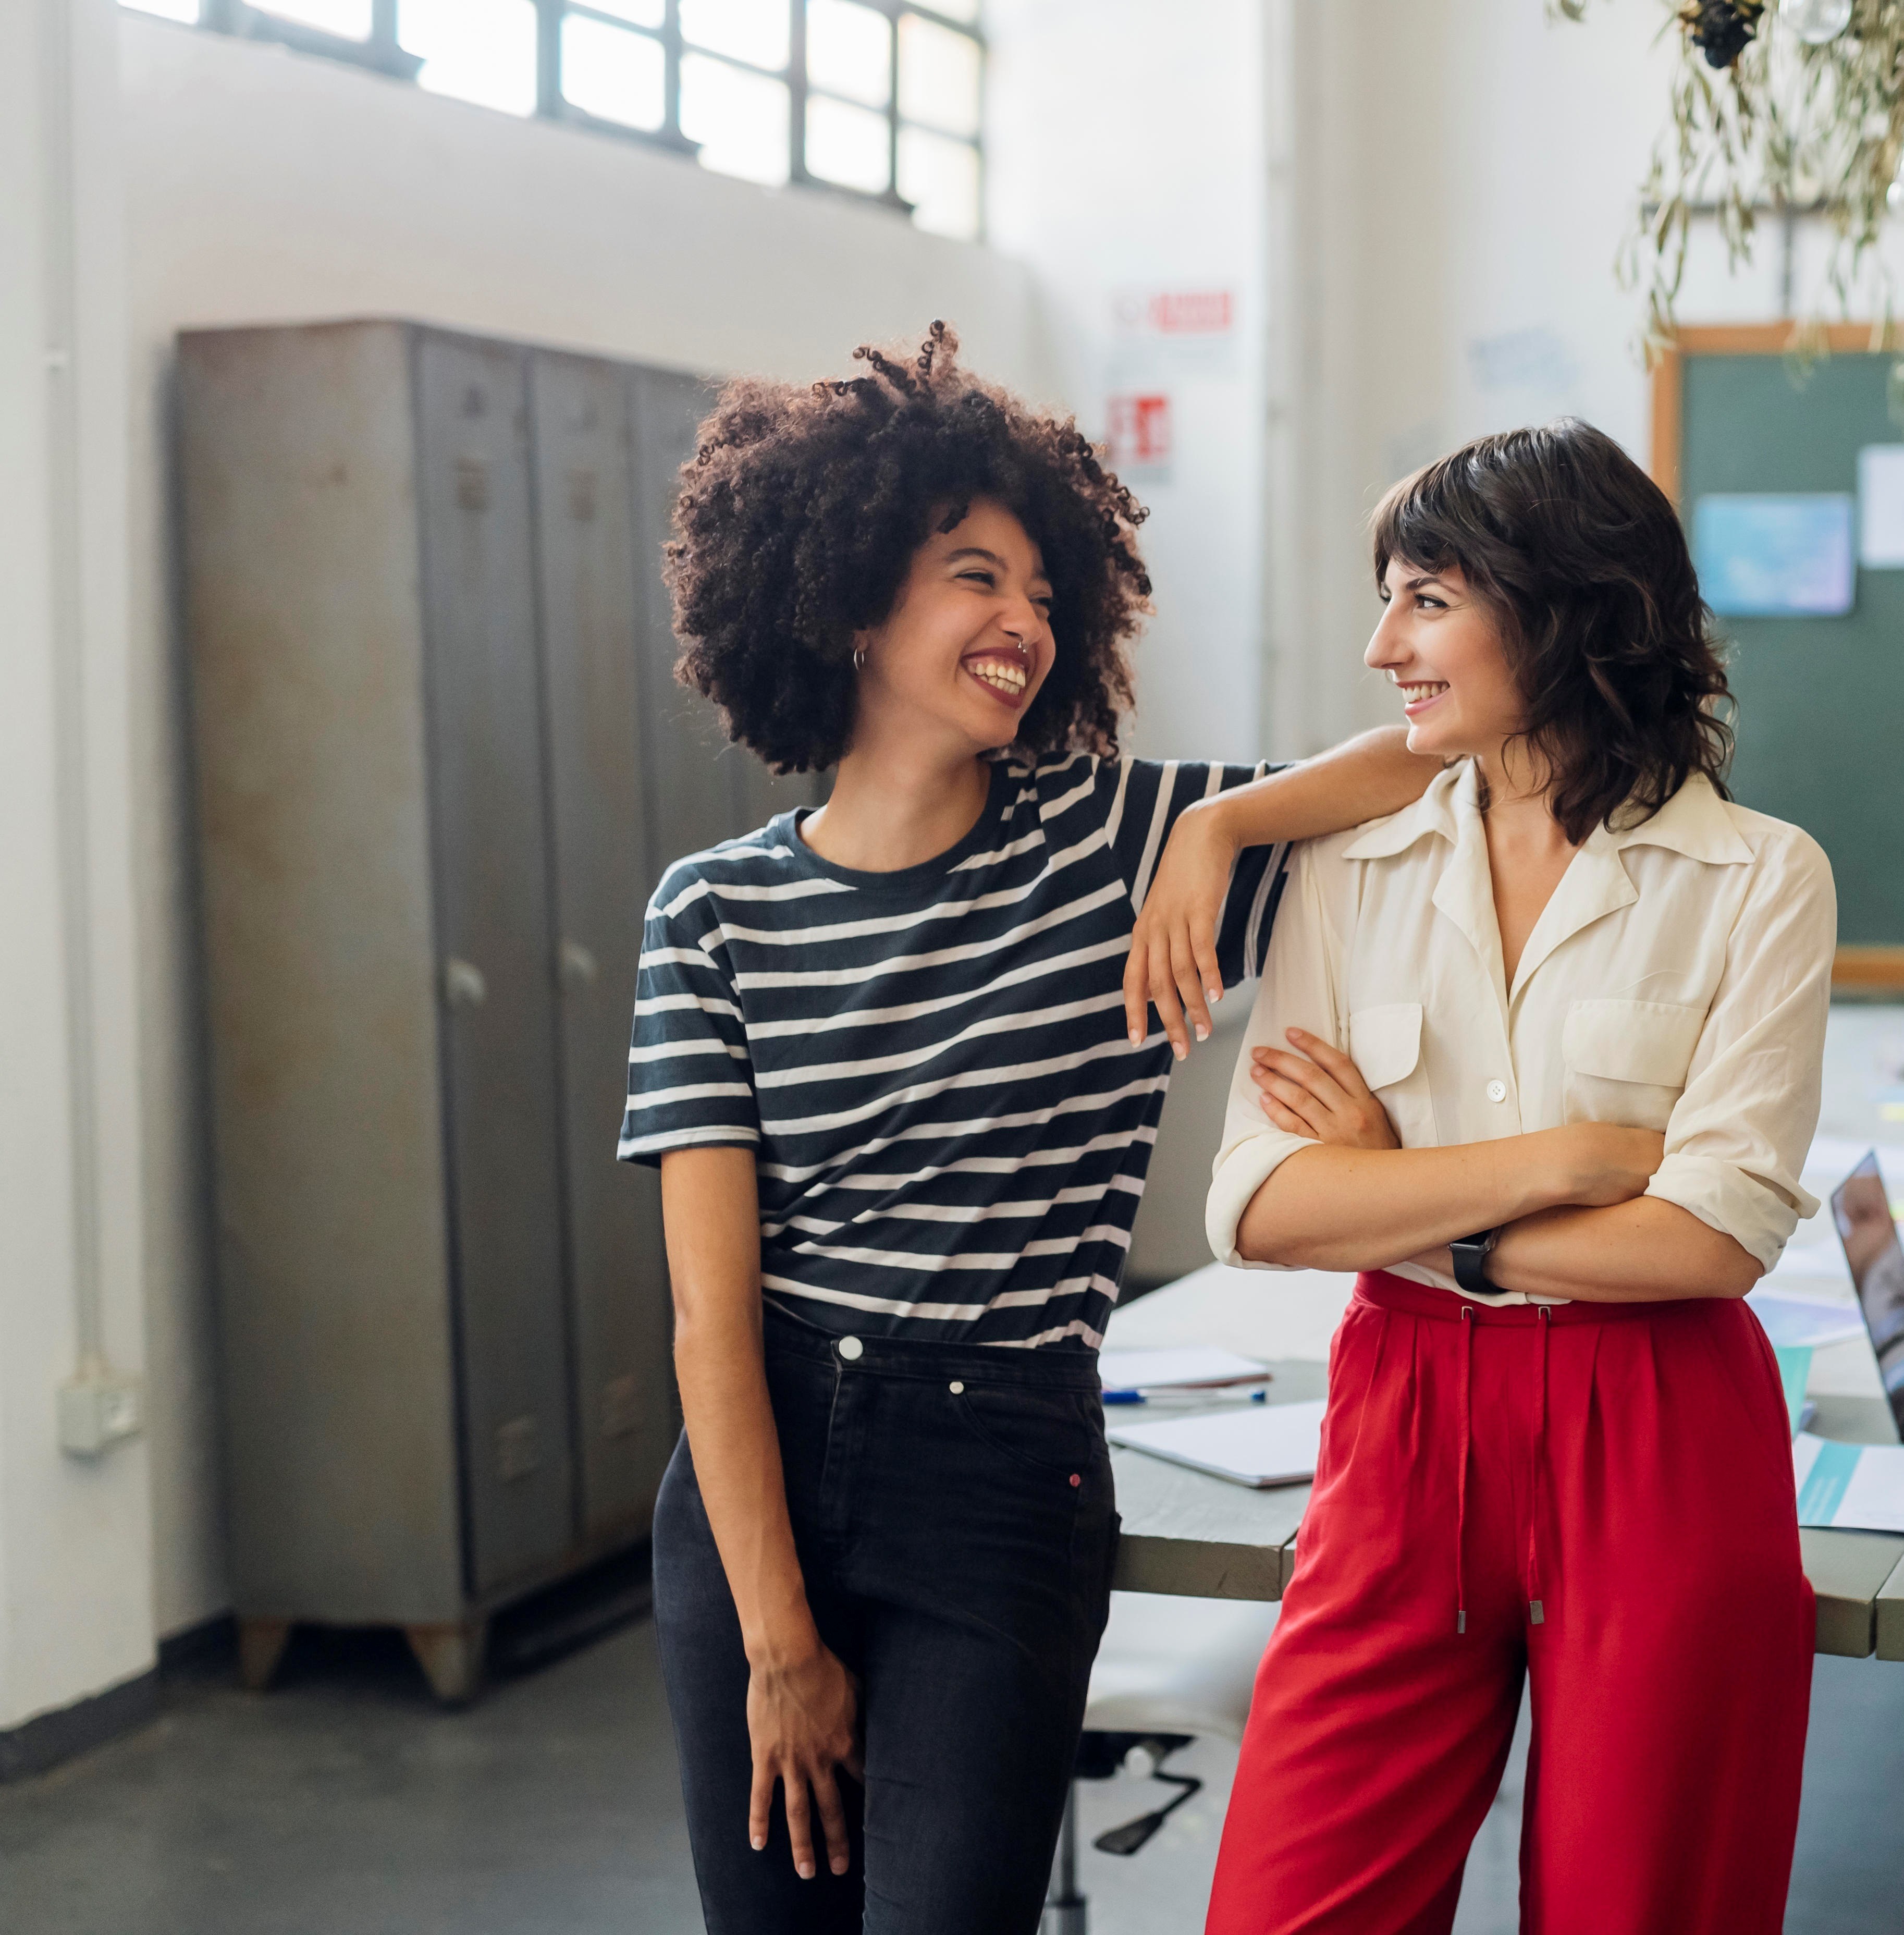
[[1450, 1228, 1499, 1296]]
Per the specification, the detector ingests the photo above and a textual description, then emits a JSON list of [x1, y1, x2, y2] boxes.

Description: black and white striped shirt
[[619, 752, 1289, 1350]]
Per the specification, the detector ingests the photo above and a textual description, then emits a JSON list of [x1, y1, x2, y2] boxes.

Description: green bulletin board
[[1672, 342, 1904, 949]]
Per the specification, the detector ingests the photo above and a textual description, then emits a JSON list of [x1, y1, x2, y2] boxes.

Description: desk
[[1106, 1265, 1904, 1660]]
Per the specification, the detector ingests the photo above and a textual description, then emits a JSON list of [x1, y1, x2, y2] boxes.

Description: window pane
[[807, 0, 891, 109], [897, 14, 980, 137], [252, 0, 372, 37], [898, 126, 979, 239], [681, 54, 791, 186], [680, 0, 789, 71], [575, 0, 664, 24], [400, 0, 540, 115], [806, 95, 890, 194], [120, 0, 201, 19], [562, 15, 665, 129]]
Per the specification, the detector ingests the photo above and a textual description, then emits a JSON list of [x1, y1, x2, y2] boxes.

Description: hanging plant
[[1557, 0, 1904, 386]]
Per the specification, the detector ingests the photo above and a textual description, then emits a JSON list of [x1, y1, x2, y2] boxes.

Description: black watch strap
[[1450, 1229, 1498, 1296]]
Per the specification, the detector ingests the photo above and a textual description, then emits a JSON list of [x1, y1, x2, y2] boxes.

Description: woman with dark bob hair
[[1194, 419, 1834, 1933], [617, 324, 1441, 1933]]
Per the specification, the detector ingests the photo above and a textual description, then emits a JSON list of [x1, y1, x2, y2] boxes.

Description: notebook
[[1794, 1432, 1904, 1534], [1108, 1399, 1326, 1489], [1098, 1346, 1269, 1395]]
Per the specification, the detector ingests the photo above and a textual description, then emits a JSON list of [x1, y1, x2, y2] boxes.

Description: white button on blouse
[[1206, 764, 1837, 1305]]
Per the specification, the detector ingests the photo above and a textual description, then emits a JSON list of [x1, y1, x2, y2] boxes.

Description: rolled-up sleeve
[[1643, 826, 1836, 1268], [1205, 840, 1345, 1268]]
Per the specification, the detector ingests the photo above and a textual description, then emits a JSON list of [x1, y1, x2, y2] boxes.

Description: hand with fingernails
[[1122, 795, 1239, 1060], [1250, 1029, 1402, 1152], [746, 1642, 865, 1881]]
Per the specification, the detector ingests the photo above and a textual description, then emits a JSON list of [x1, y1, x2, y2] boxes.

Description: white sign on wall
[[1110, 287, 1237, 375], [1106, 393, 1173, 482], [1858, 444, 1904, 568]]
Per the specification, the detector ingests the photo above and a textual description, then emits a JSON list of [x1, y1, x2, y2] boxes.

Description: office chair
[[1043, 1591, 1279, 1934]]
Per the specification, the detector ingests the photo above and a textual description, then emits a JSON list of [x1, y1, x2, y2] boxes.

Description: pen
[[1100, 1387, 1271, 1406]]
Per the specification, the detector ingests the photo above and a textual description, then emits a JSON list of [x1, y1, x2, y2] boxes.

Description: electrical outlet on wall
[[58, 1368, 144, 1457]]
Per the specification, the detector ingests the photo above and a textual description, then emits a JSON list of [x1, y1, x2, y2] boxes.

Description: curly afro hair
[[666, 322, 1152, 773]]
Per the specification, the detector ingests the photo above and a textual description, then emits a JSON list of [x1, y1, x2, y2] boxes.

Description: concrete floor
[[8, 1005, 1904, 1933], [0, 1620, 703, 1935], [4, 1613, 1901, 1935]]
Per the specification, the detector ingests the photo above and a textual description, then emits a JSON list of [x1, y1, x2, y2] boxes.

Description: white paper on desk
[[1794, 1432, 1904, 1533], [1109, 1399, 1326, 1489], [1099, 1346, 1268, 1392], [1746, 1291, 1868, 1351]]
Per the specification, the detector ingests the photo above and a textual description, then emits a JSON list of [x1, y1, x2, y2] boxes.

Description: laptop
[[1829, 1151, 1904, 1437]]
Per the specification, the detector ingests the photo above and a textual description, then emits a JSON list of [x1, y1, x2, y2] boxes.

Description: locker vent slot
[[455, 455, 490, 511], [496, 1414, 541, 1482], [601, 1375, 641, 1440]]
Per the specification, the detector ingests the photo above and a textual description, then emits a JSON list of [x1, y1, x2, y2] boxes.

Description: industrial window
[[120, 0, 986, 240]]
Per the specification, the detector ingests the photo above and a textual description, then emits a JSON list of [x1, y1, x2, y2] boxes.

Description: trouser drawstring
[[1529, 1306, 1550, 1627], [1456, 1304, 1473, 1635]]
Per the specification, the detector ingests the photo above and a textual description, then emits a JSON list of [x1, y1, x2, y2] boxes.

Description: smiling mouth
[[1396, 681, 1448, 708], [965, 654, 1029, 704]]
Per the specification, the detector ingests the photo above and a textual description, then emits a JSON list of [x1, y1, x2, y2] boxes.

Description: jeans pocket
[[952, 1382, 1103, 1479]]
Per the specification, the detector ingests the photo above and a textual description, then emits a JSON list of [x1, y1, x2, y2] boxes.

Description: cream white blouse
[[1206, 763, 1837, 1304]]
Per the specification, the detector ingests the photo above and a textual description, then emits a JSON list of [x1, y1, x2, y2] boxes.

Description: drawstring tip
[[1456, 1610, 1467, 1635], [1529, 1600, 1545, 1626]]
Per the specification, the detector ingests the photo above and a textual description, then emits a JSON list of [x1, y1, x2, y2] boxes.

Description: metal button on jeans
[[949, 1380, 965, 1394], [838, 1336, 864, 1362], [1485, 1079, 1508, 1103]]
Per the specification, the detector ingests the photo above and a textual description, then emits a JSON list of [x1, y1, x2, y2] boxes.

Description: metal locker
[[182, 321, 832, 1706], [527, 350, 673, 1542], [413, 330, 575, 1596], [627, 364, 747, 888]]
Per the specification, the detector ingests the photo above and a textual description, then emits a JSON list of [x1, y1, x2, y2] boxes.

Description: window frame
[[152, 0, 986, 238]]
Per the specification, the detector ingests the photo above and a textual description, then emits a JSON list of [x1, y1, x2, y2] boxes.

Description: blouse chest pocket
[[1347, 1002, 1438, 1148], [1562, 998, 1704, 1132]]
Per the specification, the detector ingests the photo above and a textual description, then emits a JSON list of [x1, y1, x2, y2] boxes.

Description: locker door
[[413, 330, 575, 1596], [627, 365, 746, 896], [528, 351, 673, 1541]]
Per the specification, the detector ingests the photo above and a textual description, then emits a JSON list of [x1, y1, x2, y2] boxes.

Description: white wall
[[0, 0, 155, 1734], [1264, 0, 1682, 757], [117, 12, 1059, 1638], [987, 0, 1268, 765]]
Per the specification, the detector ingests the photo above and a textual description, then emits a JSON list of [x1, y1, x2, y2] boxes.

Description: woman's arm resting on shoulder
[[1124, 726, 1442, 1055], [662, 1145, 862, 1881], [1481, 1197, 1762, 1302]]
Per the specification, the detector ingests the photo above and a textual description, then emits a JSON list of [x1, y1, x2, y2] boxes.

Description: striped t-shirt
[[618, 751, 1289, 1350]]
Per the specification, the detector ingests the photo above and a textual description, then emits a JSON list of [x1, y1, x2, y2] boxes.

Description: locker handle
[[560, 940, 600, 989], [443, 958, 488, 1008]]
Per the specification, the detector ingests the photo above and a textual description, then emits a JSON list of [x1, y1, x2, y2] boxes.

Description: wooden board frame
[[1651, 324, 1904, 993]]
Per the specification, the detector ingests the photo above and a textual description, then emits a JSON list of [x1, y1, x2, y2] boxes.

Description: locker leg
[[404, 1618, 488, 1706], [237, 1616, 294, 1693]]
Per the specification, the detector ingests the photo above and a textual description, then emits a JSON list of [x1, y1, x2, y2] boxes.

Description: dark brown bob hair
[[1371, 418, 1734, 844], [667, 322, 1151, 774]]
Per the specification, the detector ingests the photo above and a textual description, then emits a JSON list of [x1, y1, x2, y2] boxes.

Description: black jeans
[[653, 1302, 1119, 1934]]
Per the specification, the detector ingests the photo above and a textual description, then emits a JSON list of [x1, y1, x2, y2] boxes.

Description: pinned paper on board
[[1692, 493, 1855, 616], [1859, 445, 1904, 567]]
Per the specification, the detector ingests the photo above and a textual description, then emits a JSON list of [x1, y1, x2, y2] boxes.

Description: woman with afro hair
[[617, 324, 1438, 1934]]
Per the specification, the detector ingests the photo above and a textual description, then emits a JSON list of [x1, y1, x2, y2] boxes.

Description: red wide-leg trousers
[[1205, 1270, 1814, 1935]]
